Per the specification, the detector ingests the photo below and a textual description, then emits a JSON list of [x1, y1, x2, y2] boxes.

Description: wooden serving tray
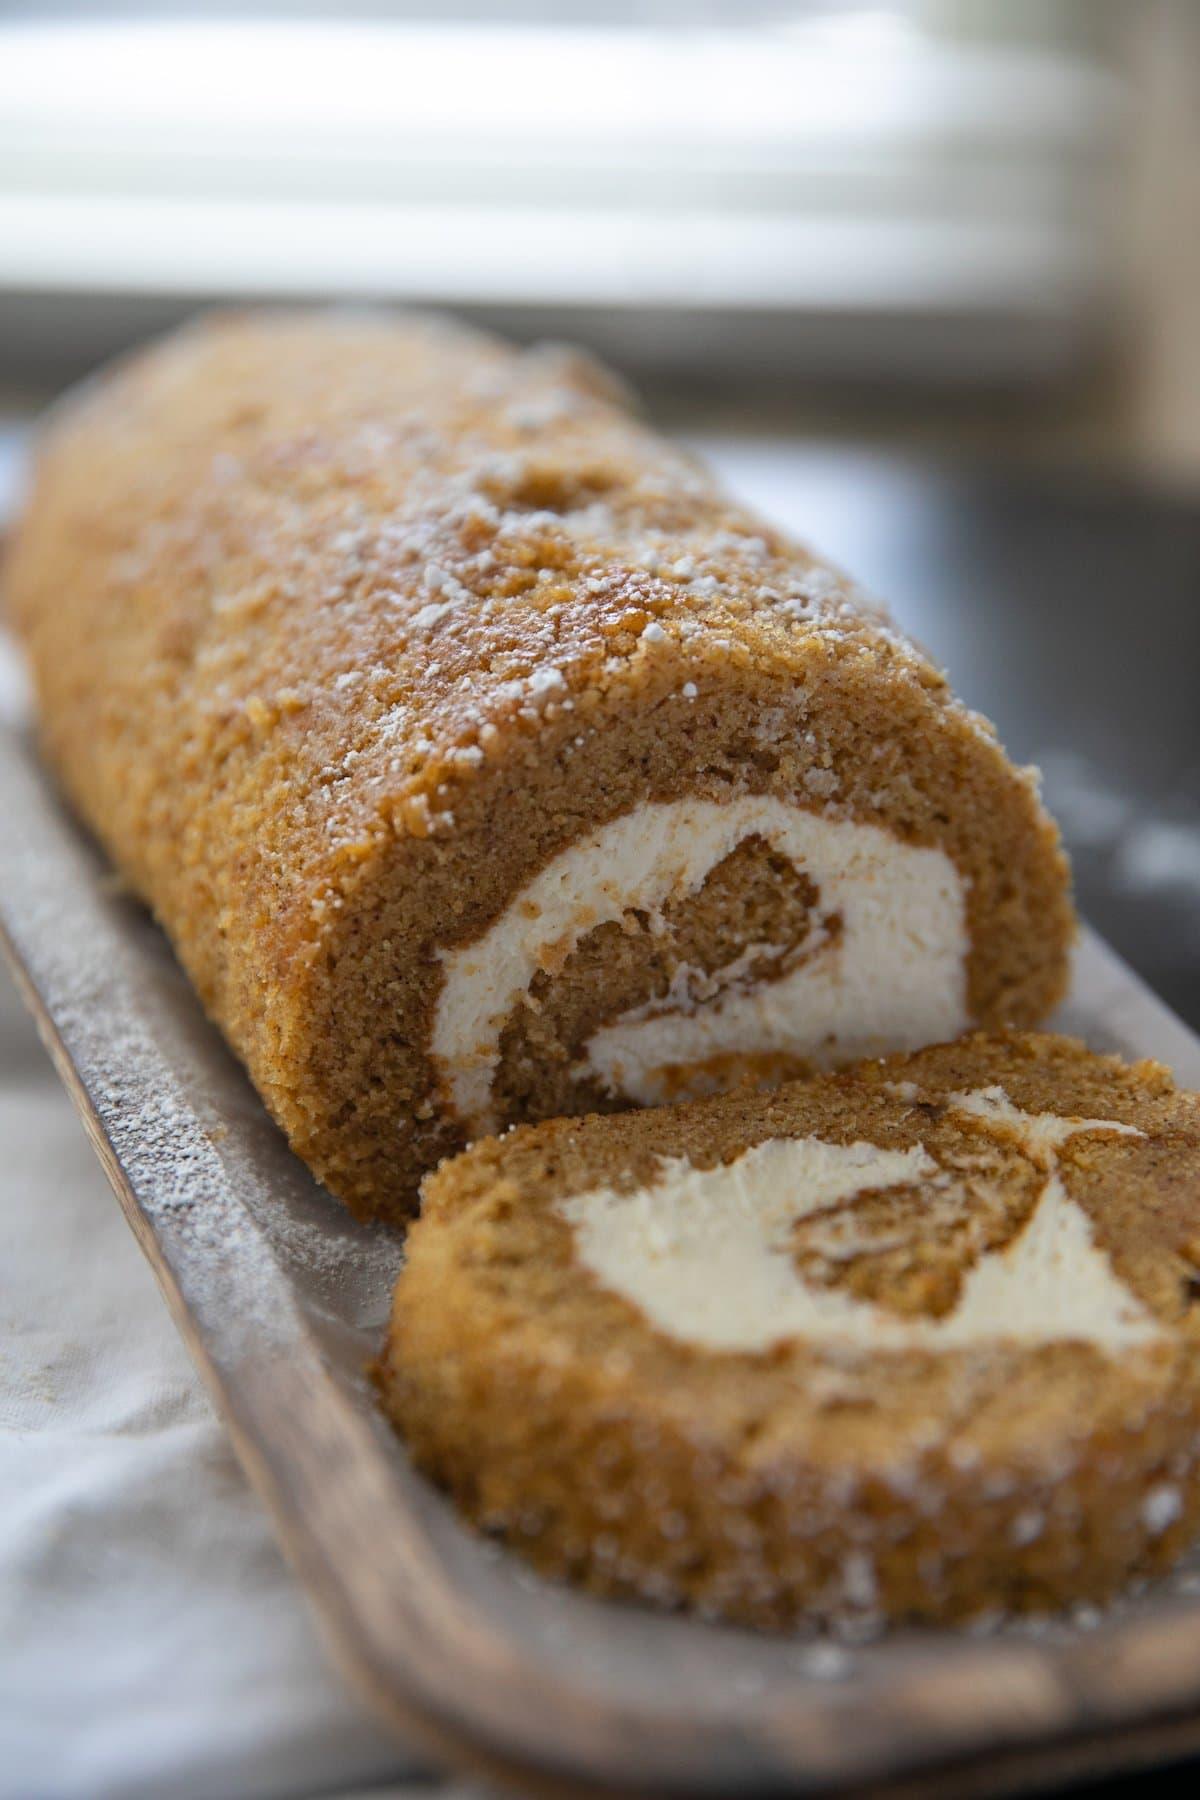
[[5, 718, 1200, 1800]]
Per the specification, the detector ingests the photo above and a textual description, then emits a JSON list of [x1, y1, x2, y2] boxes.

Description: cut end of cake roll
[[5, 311, 1073, 1220], [379, 1033, 1200, 1630]]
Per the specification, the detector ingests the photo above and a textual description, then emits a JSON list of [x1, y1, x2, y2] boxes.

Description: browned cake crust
[[380, 1034, 1200, 1628], [6, 311, 1072, 1221]]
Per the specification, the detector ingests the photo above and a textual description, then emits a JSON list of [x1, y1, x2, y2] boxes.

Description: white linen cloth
[[0, 966, 426, 1798]]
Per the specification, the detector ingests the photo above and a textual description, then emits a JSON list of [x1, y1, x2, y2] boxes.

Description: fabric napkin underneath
[[0, 965, 421, 1800]]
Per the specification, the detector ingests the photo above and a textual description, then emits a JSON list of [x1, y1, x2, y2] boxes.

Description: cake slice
[[6, 311, 1072, 1221], [379, 1033, 1200, 1628]]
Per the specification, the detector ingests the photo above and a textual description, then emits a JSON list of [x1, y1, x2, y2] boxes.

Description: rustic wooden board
[[5, 716, 1200, 1800]]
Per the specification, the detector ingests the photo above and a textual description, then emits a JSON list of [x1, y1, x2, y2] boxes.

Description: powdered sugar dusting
[[0, 711, 402, 1358]]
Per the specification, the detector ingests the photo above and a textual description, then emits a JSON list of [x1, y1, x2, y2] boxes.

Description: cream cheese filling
[[432, 796, 970, 1134], [558, 1093, 1157, 1354]]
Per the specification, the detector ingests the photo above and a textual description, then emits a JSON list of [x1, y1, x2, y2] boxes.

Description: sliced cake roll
[[7, 311, 1071, 1220], [380, 1034, 1200, 1627]]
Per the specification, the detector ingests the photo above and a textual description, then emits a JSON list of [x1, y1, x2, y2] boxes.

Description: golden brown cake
[[6, 311, 1072, 1221], [380, 1033, 1200, 1628]]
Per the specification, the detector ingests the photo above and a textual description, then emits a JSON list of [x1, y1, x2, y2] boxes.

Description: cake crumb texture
[[6, 311, 1072, 1219], [380, 1033, 1200, 1627]]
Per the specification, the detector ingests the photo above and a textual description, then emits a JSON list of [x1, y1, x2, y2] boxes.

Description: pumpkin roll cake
[[381, 1034, 1200, 1628], [7, 311, 1072, 1220]]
